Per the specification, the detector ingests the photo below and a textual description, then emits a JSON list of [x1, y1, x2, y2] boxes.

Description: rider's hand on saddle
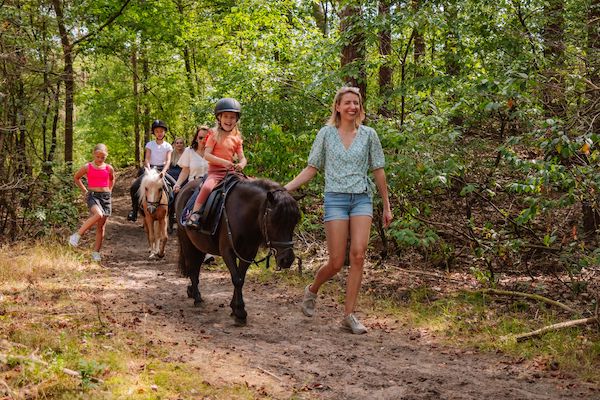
[[174, 184, 181, 193]]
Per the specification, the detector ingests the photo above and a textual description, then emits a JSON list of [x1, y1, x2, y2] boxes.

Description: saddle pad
[[180, 173, 244, 236]]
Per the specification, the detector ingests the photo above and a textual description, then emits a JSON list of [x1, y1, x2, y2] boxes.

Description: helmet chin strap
[[218, 123, 234, 133]]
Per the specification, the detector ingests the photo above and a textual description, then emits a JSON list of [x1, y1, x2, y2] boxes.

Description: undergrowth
[[0, 243, 272, 399]]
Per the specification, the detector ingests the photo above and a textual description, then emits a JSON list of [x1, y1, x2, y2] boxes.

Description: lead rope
[[223, 203, 274, 268]]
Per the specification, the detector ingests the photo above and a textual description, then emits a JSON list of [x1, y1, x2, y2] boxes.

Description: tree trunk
[[175, 0, 196, 99], [413, 0, 425, 78], [142, 51, 151, 145], [581, 1, 600, 235], [444, 1, 462, 126], [340, 3, 367, 101], [377, 0, 393, 117], [541, 0, 566, 119], [49, 82, 60, 164], [132, 43, 141, 165], [587, 0, 599, 130], [52, 0, 74, 165], [312, 1, 329, 37]]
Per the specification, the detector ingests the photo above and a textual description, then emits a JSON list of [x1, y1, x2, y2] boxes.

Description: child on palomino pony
[[186, 98, 247, 228], [127, 119, 177, 222], [69, 143, 115, 262]]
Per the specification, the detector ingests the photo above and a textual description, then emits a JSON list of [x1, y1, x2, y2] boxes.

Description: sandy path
[[93, 178, 597, 399]]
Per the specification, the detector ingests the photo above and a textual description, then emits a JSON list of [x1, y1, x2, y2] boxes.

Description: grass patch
[[0, 243, 272, 399]]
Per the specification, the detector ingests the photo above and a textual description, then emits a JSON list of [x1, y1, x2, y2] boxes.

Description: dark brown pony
[[175, 176, 301, 326]]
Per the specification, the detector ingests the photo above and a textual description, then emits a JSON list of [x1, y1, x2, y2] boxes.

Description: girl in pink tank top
[[68, 143, 115, 262]]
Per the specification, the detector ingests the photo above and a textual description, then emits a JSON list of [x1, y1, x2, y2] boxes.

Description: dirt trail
[[93, 174, 597, 399]]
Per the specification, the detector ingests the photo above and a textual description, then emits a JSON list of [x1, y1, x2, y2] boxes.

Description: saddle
[[183, 172, 245, 235]]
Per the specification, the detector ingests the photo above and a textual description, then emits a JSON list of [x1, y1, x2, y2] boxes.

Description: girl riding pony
[[186, 98, 247, 228]]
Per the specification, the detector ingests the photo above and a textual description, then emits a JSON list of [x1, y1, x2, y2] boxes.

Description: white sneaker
[[341, 313, 367, 334], [91, 252, 102, 262], [301, 285, 317, 317], [68, 233, 80, 247]]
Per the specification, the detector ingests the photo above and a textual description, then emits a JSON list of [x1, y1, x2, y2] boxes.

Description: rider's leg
[[186, 177, 215, 227], [128, 173, 143, 221]]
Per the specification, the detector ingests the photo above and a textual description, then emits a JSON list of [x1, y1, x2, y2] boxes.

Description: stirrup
[[185, 211, 202, 228]]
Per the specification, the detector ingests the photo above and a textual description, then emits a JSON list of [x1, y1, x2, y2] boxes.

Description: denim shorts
[[323, 192, 373, 222], [87, 191, 112, 217]]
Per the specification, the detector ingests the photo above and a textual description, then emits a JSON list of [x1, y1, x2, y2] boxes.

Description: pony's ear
[[267, 191, 276, 204], [144, 165, 151, 173], [291, 192, 306, 201]]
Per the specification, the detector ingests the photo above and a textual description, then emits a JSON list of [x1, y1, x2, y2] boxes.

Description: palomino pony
[[138, 167, 170, 258], [175, 176, 301, 326]]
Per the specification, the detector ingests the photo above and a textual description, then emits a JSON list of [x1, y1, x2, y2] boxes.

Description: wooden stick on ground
[[470, 288, 578, 314], [515, 317, 598, 342]]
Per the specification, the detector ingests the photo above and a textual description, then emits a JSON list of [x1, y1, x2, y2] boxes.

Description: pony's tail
[[177, 229, 192, 277], [177, 228, 205, 277]]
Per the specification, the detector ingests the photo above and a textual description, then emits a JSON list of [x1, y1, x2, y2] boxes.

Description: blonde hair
[[326, 86, 365, 128], [93, 143, 108, 154]]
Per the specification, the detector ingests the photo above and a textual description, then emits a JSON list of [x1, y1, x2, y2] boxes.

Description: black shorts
[[87, 191, 112, 216]]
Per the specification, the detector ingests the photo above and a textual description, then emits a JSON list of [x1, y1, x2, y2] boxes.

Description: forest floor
[[87, 169, 598, 399]]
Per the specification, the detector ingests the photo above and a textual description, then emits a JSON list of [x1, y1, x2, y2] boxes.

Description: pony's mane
[[245, 178, 282, 192], [240, 178, 300, 235], [138, 168, 163, 201]]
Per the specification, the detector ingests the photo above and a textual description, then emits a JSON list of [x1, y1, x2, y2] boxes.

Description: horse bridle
[[144, 179, 170, 209], [223, 188, 294, 269]]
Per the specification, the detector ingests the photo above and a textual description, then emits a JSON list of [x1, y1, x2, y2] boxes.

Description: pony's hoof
[[233, 316, 247, 327], [157, 253, 165, 259], [194, 299, 203, 307]]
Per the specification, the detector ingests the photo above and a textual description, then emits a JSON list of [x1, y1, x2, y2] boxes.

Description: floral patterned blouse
[[307, 124, 385, 194]]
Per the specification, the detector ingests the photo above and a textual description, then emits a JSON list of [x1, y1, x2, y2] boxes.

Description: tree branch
[[514, 317, 598, 342], [470, 288, 577, 313], [72, 0, 133, 47]]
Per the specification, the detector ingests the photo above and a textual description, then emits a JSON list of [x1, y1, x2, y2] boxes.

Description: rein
[[222, 188, 294, 269]]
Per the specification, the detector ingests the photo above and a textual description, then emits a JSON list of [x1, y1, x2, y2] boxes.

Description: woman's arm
[[174, 166, 190, 192], [373, 168, 393, 228], [284, 166, 318, 192]]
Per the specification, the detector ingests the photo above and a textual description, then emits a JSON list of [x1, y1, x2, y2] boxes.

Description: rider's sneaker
[[341, 313, 367, 334], [185, 212, 202, 229], [91, 252, 102, 262], [301, 285, 317, 317], [68, 233, 80, 247], [127, 210, 137, 222]]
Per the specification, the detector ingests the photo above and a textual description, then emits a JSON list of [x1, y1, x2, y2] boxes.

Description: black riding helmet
[[214, 98, 241, 120], [151, 119, 168, 133]]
